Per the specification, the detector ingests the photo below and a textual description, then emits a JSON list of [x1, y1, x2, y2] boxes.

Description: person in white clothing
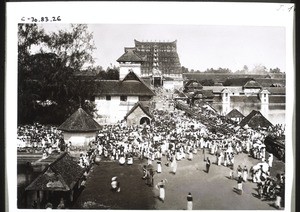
[[268, 153, 274, 168], [156, 179, 167, 202], [157, 160, 162, 173], [111, 176, 121, 192], [187, 192, 193, 210]]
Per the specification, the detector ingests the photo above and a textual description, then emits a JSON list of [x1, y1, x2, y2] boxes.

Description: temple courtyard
[[73, 149, 284, 210]]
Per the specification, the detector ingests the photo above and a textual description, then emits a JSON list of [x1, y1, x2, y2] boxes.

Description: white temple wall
[[119, 63, 141, 80]]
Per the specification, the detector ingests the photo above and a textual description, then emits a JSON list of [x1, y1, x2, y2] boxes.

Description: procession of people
[[17, 88, 286, 210]]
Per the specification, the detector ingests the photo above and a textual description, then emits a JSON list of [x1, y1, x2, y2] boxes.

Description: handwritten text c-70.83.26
[[20, 16, 61, 23]]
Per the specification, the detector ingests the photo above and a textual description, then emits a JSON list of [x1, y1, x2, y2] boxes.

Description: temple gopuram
[[134, 39, 182, 77]]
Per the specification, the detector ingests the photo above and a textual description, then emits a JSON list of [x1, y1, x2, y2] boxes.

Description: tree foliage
[[181, 66, 189, 73], [95, 66, 120, 80], [204, 67, 232, 73], [18, 23, 97, 125], [270, 67, 281, 73], [200, 79, 215, 86], [252, 64, 268, 74], [46, 24, 96, 70]]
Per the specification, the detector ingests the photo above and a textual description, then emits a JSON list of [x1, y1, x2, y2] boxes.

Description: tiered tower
[[134, 40, 182, 76]]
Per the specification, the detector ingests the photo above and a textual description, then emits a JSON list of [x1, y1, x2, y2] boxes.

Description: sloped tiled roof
[[183, 73, 285, 82], [193, 90, 214, 98], [260, 89, 271, 94], [223, 78, 254, 86], [58, 108, 101, 132], [197, 101, 217, 112], [243, 80, 262, 88], [122, 70, 141, 81], [226, 108, 245, 119], [93, 80, 155, 96], [230, 96, 260, 103], [239, 110, 273, 129], [26, 153, 85, 191], [124, 102, 153, 120], [221, 88, 232, 93], [202, 86, 225, 93], [174, 90, 187, 98], [266, 87, 286, 95], [185, 80, 203, 89], [117, 48, 144, 63], [255, 78, 285, 87], [94, 71, 155, 96]]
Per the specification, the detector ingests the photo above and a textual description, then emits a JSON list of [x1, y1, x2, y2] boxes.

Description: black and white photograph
[[6, 2, 295, 211]]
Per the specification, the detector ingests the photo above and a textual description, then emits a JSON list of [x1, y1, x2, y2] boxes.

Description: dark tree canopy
[[270, 67, 281, 73], [204, 67, 232, 74], [18, 24, 97, 125], [46, 24, 96, 70]]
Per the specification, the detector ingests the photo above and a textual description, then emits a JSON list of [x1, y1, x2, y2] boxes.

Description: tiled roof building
[[26, 153, 84, 192], [93, 71, 155, 124], [239, 110, 273, 129], [93, 71, 155, 97], [58, 107, 101, 147], [58, 108, 101, 132]]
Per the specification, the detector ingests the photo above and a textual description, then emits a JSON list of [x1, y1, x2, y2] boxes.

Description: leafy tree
[[46, 24, 96, 71], [96, 70, 107, 79], [204, 67, 232, 73], [252, 64, 267, 74], [18, 23, 97, 124], [270, 67, 281, 73], [106, 68, 119, 80], [200, 79, 215, 86], [18, 24, 49, 123], [181, 66, 189, 73]]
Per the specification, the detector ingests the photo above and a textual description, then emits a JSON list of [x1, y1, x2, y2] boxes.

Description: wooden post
[[24, 190, 27, 208], [37, 191, 40, 209], [70, 190, 74, 202]]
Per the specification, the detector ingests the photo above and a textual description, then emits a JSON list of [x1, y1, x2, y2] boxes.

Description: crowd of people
[[88, 103, 285, 208], [17, 89, 286, 209], [17, 123, 65, 157]]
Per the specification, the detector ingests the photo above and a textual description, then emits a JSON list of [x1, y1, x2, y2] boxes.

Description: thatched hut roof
[[239, 110, 273, 129], [226, 109, 245, 119], [58, 107, 101, 132], [26, 152, 84, 191]]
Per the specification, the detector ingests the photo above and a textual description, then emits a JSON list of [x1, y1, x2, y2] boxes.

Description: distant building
[[184, 80, 203, 92], [93, 71, 155, 124], [200, 78, 285, 105], [118, 40, 183, 88], [25, 152, 85, 208], [58, 107, 101, 148], [239, 110, 273, 129], [243, 80, 262, 96], [117, 47, 144, 80], [259, 89, 271, 104], [124, 102, 153, 126], [226, 109, 245, 123]]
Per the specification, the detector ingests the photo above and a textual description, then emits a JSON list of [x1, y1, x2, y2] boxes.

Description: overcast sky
[[41, 24, 285, 72]]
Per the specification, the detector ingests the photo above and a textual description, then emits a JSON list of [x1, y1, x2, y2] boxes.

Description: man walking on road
[[187, 192, 193, 210], [206, 157, 211, 173]]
